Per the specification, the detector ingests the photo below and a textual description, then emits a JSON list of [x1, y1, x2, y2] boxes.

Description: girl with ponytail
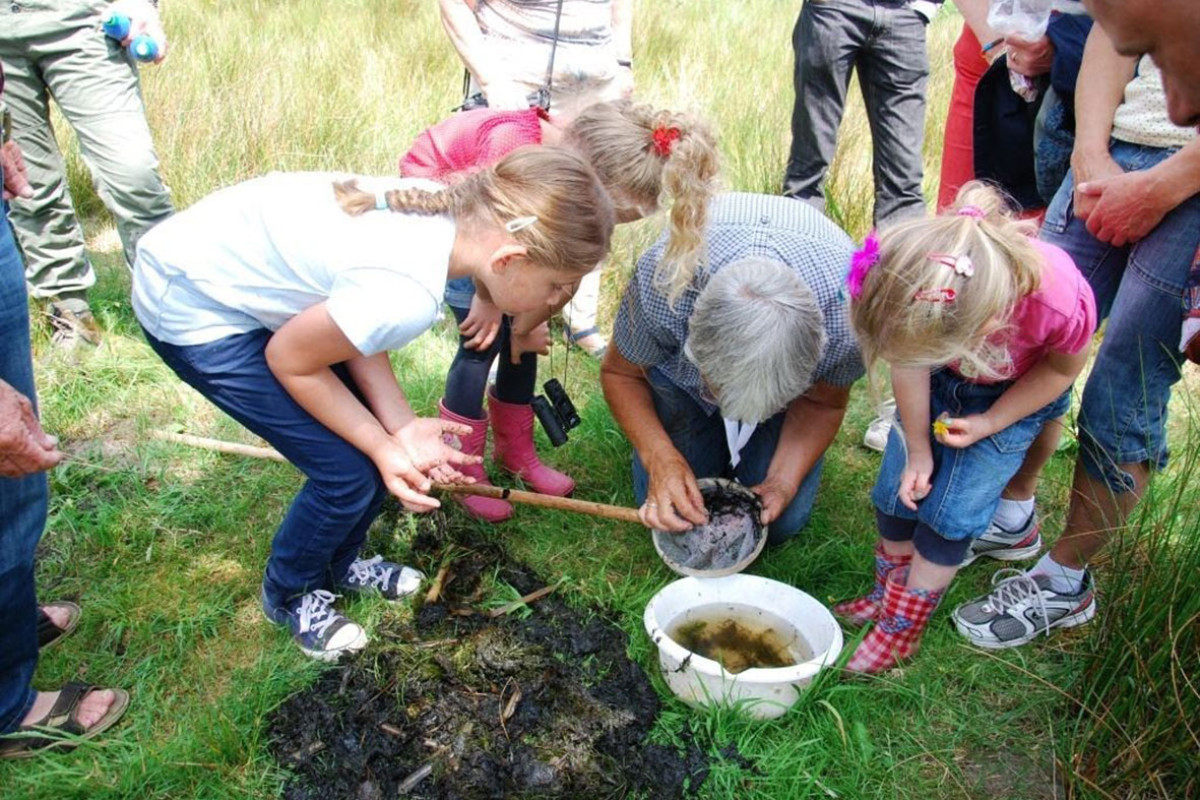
[[131, 147, 614, 661], [835, 182, 1097, 674], [399, 99, 719, 522]]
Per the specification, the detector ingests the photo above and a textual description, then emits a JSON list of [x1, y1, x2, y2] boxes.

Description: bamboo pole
[[432, 482, 642, 524], [149, 430, 288, 463]]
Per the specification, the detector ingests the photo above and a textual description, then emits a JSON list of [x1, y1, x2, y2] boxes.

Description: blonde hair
[[333, 147, 614, 276], [849, 182, 1042, 381], [563, 100, 720, 303]]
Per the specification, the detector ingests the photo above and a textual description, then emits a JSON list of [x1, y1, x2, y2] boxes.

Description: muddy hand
[[641, 452, 708, 532]]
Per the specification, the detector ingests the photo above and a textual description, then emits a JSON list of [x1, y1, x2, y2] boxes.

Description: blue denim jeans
[[142, 328, 388, 610], [872, 370, 1070, 541], [783, 0, 930, 224], [631, 368, 824, 545], [0, 201, 44, 733], [1040, 139, 1197, 492]]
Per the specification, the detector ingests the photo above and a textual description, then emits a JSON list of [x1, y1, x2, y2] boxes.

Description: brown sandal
[[37, 601, 81, 651], [0, 682, 130, 760]]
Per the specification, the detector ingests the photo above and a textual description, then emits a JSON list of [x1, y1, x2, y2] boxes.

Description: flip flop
[[0, 682, 130, 760], [37, 601, 81, 651]]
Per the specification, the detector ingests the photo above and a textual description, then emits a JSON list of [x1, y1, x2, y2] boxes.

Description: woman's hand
[[897, 449, 934, 512], [0, 379, 62, 477], [1, 141, 33, 201], [1071, 148, 1125, 222], [641, 450, 709, 532], [510, 321, 551, 364], [933, 411, 997, 449], [459, 295, 503, 351], [374, 417, 481, 511], [751, 473, 800, 526], [1004, 34, 1054, 77]]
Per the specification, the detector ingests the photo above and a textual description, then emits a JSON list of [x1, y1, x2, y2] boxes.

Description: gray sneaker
[[953, 568, 1096, 649], [961, 511, 1042, 567]]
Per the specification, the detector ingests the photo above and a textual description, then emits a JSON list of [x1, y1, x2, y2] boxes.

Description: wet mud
[[269, 513, 711, 799]]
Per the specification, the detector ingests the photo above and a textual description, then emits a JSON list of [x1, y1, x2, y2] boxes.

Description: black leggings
[[443, 306, 537, 419]]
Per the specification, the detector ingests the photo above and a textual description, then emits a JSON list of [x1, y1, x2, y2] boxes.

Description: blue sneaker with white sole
[[338, 555, 425, 602], [262, 588, 367, 662]]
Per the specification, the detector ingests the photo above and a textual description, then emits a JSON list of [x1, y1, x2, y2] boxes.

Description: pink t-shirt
[[957, 239, 1097, 383], [398, 107, 548, 180]]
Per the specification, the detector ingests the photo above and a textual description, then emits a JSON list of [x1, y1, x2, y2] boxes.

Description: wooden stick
[[433, 482, 642, 524], [149, 430, 287, 463]]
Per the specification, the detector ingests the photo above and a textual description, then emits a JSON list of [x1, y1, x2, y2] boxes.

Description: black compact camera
[[458, 86, 551, 112], [531, 378, 580, 447]]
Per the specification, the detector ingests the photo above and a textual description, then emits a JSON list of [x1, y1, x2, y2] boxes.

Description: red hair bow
[[652, 126, 681, 157]]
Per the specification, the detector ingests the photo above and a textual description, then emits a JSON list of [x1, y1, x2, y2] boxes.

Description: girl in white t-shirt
[[133, 147, 614, 661]]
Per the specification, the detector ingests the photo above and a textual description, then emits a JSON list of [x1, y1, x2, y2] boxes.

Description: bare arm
[[892, 366, 934, 511], [344, 352, 416, 435], [951, 0, 1001, 50], [437, 0, 529, 108], [1070, 25, 1138, 214], [611, 0, 633, 63], [752, 382, 849, 525], [600, 346, 707, 531]]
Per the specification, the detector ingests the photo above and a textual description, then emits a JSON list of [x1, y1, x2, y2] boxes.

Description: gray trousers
[[0, 0, 173, 306], [782, 0, 930, 225]]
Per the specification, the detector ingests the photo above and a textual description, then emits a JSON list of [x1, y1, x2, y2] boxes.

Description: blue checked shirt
[[613, 193, 864, 416]]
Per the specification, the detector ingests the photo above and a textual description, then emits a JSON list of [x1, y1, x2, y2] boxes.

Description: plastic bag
[[987, 0, 1053, 39]]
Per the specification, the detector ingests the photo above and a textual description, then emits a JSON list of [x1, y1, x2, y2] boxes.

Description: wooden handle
[[433, 482, 643, 524]]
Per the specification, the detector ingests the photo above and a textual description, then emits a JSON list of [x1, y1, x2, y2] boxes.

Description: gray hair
[[685, 257, 827, 423]]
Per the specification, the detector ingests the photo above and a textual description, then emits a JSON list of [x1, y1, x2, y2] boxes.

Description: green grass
[[5, 1, 1198, 797]]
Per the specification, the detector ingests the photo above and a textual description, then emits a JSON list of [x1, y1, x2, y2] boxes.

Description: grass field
[[4, 1, 1198, 798]]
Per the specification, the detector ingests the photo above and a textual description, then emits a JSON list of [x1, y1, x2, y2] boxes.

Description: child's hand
[[933, 412, 997, 449], [510, 322, 551, 364], [459, 295, 503, 351], [110, 0, 169, 63], [375, 418, 482, 511], [898, 451, 933, 512]]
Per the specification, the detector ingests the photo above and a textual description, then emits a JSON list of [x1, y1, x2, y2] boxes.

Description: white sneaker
[[863, 399, 896, 452], [961, 511, 1043, 567]]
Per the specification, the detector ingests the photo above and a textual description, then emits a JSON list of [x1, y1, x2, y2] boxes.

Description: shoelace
[[982, 568, 1052, 638], [346, 555, 394, 591], [297, 590, 339, 637]]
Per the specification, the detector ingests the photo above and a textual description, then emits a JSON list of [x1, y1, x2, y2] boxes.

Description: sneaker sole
[[960, 531, 1043, 567], [955, 596, 1097, 649], [299, 628, 369, 662]]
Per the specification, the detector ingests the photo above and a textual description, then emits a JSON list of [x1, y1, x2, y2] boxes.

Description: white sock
[[992, 497, 1035, 531], [1030, 552, 1086, 595]]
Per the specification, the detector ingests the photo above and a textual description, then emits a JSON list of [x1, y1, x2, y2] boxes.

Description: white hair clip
[[375, 191, 389, 211], [505, 215, 538, 234], [929, 253, 975, 278]]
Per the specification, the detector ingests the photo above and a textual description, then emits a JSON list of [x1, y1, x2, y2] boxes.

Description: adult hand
[[933, 411, 997, 449], [1004, 34, 1054, 77], [641, 449, 708, 532], [1, 141, 33, 200], [1076, 170, 1175, 246], [510, 321, 550, 364], [481, 79, 531, 111], [459, 294, 502, 351], [750, 473, 799, 527], [111, 0, 169, 63], [1070, 148, 1124, 222], [0, 379, 62, 477], [897, 449, 934, 512], [374, 417, 480, 511]]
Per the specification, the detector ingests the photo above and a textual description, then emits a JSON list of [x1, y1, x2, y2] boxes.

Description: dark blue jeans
[[142, 328, 388, 610], [0, 204, 44, 733], [631, 368, 824, 545]]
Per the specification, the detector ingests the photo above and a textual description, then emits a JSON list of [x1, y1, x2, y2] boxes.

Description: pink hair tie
[[958, 205, 985, 220], [847, 230, 881, 300]]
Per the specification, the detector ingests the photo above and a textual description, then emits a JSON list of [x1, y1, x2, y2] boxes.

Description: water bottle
[[987, 0, 1054, 39], [102, 12, 159, 62]]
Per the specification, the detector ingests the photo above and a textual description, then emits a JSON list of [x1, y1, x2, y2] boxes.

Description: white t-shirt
[[1111, 57, 1199, 151], [133, 173, 455, 356]]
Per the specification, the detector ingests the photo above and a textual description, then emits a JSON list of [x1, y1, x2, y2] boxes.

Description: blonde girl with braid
[[399, 99, 719, 522], [834, 182, 1097, 675], [132, 148, 615, 661]]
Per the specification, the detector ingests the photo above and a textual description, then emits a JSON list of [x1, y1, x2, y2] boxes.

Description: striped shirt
[[613, 193, 864, 415]]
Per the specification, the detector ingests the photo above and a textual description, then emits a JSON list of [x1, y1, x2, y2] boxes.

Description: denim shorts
[[443, 276, 476, 311], [1040, 139, 1197, 492], [871, 369, 1070, 541]]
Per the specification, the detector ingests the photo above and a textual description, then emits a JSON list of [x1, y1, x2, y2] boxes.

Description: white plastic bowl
[[644, 574, 843, 719]]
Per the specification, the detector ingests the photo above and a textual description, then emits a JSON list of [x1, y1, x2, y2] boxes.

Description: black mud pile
[[655, 483, 764, 572], [269, 516, 710, 800]]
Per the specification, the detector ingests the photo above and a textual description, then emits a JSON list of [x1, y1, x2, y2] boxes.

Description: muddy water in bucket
[[666, 603, 813, 673]]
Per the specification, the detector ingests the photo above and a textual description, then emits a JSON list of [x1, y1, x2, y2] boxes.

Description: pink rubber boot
[[488, 390, 575, 497], [438, 399, 513, 522]]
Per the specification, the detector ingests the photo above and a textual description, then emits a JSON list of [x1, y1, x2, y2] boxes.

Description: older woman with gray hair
[[601, 193, 863, 542]]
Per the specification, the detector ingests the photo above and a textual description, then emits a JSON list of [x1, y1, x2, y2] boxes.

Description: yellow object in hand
[[932, 415, 950, 438]]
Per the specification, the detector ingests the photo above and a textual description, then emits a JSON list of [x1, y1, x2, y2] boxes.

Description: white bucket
[[644, 574, 844, 719]]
